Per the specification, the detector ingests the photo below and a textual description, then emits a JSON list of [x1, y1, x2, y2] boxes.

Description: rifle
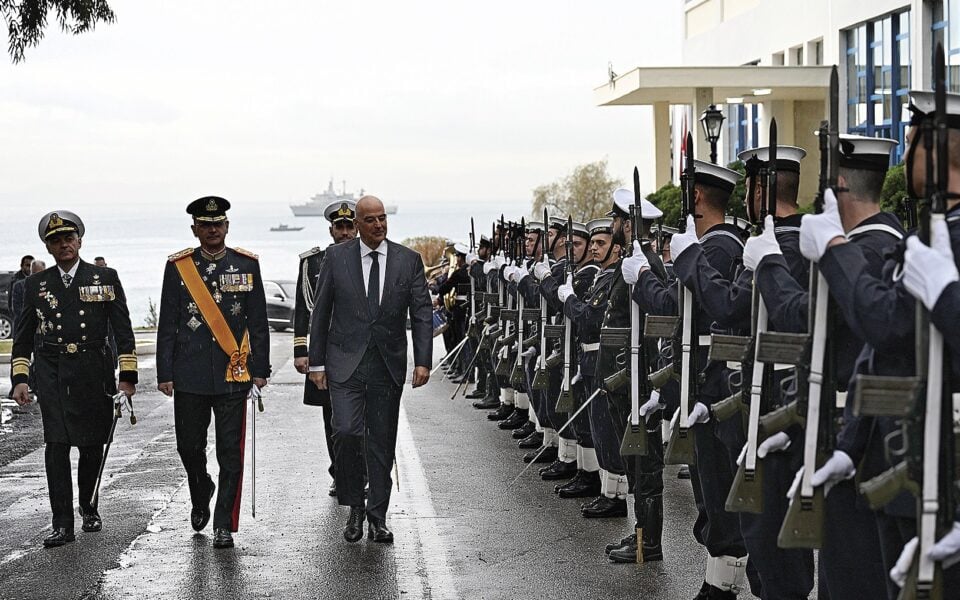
[[726, 120, 779, 513], [857, 45, 954, 597], [664, 132, 698, 466], [250, 384, 264, 517], [509, 218, 528, 388], [621, 167, 653, 456], [555, 215, 576, 413], [532, 208, 552, 391], [776, 66, 840, 549], [494, 218, 516, 377], [467, 218, 479, 339]]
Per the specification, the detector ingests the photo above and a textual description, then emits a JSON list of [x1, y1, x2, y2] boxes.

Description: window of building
[[845, 9, 911, 163], [794, 46, 804, 66], [933, 0, 960, 91], [772, 51, 784, 66]]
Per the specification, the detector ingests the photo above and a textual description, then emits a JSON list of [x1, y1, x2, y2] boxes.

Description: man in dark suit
[[11, 212, 137, 548], [308, 195, 432, 544]]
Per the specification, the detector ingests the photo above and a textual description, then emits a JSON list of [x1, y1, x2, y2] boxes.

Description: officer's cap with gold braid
[[38, 210, 85, 241], [187, 196, 231, 223], [323, 200, 357, 224]]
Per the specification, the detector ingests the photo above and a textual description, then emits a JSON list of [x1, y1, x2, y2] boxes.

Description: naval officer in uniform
[[156, 196, 270, 549], [11, 211, 138, 548], [294, 200, 358, 497]]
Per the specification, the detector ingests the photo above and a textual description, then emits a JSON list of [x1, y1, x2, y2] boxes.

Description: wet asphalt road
[[0, 334, 750, 600]]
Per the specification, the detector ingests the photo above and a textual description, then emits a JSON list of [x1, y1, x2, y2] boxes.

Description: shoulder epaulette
[[168, 247, 194, 262], [299, 247, 322, 260], [233, 247, 259, 260]]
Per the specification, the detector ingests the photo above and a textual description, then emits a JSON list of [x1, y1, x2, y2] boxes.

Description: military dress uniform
[[562, 218, 628, 518], [11, 211, 138, 546], [294, 199, 357, 494], [156, 197, 270, 545], [599, 190, 669, 563]]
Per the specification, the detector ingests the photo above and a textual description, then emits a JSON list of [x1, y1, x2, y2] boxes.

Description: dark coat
[[156, 247, 271, 396], [308, 238, 433, 387], [295, 246, 330, 407], [11, 261, 137, 446]]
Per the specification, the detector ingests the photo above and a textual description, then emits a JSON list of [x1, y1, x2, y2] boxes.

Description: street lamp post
[[700, 104, 726, 164]]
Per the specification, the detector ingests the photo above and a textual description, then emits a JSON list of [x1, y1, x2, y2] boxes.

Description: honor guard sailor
[[156, 196, 270, 549], [294, 199, 357, 497], [11, 211, 138, 548]]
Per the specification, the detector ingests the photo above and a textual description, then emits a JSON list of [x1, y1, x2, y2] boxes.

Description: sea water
[[1, 199, 510, 326]]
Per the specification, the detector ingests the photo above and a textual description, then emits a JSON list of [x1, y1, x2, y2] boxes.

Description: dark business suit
[[309, 237, 432, 521]]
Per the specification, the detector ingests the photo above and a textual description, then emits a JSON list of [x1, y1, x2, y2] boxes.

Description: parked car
[[264, 279, 296, 332], [0, 271, 14, 340]]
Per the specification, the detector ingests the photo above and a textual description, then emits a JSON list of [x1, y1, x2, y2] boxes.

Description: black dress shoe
[[539, 460, 577, 481], [343, 506, 365, 543], [511, 421, 536, 439], [191, 475, 215, 532], [580, 496, 603, 510], [367, 518, 394, 544], [79, 507, 102, 532], [328, 481, 337, 497], [43, 527, 75, 548], [473, 396, 500, 410], [517, 431, 543, 449], [694, 582, 736, 600], [522, 445, 557, 464], [498, 410, 527, 430], [608, 537, 639, 563], [465, 387, 485, 399], [557, 470, 602, 498], [677, 466, 692, 479], [487, 404, 513, 421], [582, 496, 627, 519], [213, 528, 234, 548], [605, 532, 636, 555]]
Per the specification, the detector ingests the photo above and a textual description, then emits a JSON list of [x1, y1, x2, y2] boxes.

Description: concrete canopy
[[594, 65, 834, 106]]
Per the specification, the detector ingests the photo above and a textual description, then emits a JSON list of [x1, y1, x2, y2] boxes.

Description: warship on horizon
[[290, 179, 398, 216]]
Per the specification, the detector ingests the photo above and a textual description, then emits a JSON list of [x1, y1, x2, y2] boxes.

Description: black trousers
[[174, 390, 247, 532], [329, 346, 402, 522], [45, 442, 103, 528]]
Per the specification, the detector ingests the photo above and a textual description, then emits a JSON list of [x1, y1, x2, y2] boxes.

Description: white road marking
[[394, 401, 458, 599]]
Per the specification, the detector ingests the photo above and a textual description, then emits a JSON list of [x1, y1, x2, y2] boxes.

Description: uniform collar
[[57, 260, 80, 280], [199, 247, 227, 261]]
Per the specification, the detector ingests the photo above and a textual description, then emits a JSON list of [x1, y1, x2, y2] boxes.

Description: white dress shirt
[[58, 261, 79, 285], [360, 238, 387, 304], [309, 239, 388, 373]]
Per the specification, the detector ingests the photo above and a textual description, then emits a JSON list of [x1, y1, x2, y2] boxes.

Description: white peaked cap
[[693, 160, 741, 193], [610, 187, 663, 219]]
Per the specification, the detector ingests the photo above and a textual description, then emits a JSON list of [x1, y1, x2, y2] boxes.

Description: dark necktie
[[368, 250, 380, 315], [62, 273, 72, 288]]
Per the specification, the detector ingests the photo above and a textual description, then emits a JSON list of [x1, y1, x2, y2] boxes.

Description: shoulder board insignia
[[299, 247, 322, 260], [168, 247, 195, 262], [233, 247, 259, 260]]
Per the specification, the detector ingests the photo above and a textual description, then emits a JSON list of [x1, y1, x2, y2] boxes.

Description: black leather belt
[[40, 340, 105, 354]]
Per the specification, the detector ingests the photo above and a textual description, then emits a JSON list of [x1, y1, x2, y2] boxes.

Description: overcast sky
[[0, 1, 680, 211]]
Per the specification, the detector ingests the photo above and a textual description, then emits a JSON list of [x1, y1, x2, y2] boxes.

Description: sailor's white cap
[[526, 221, 545, 232], [607, 187, 664, 220], [586, 217, 614, 236], [907, 90, 960, 118], [737, 146, 807, 174], [570, 221, 591, 239], [693, 160, 741, 194]]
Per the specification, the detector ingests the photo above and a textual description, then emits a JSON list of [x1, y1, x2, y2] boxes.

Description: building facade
[[598, 0, 958, 199]]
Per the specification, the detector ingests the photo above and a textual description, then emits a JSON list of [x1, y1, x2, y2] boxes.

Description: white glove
[[571, 370, 582, 385], [483, 261, 496, 274], [557, 276, 575, 303], [688, 402, 710, 424], [621, 241, 650, 285], [930, 522, 960, 566], [466, 251, 479, 265], [504, 266, 520, 282], [515, 266, 529, 282], [890, 537, 918, 589], [669, 215, 699, 259], [533, 262, 551, 281], [493, 254, 506, 269], [638, 390, 663, 422], [903, 219, 959, 311], [757, 431, 792, 458], [786, 467, 804, 500], [521, 346, 537, 358], [742, 215, 782, 271], [799, 187, 844, 261], [810, 449, 855, 497]]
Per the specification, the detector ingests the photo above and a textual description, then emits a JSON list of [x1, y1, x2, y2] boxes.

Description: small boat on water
[[270, 224, 304, 232]]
